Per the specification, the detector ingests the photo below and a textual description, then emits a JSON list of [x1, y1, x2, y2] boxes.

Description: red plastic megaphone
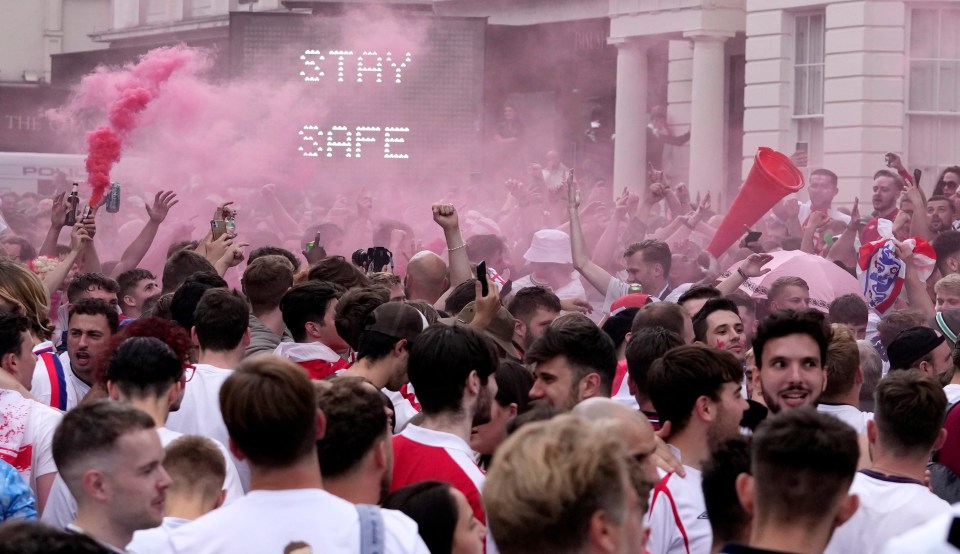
[[706, 147, 805, 257]]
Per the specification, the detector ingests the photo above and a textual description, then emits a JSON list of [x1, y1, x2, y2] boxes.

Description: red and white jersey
[[384, 384, 421, 433], [825, 470, 951, 554], [391, 424, 486, 524], [612, 360, 640, 410], [647, 447, 711, 554], [273, 342, 350, 380]]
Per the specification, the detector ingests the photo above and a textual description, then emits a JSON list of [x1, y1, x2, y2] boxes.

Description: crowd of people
[[0, 149, 960, 554]]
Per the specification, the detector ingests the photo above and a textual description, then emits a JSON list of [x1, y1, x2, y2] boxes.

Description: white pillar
[[611, 38, 648, 196], [685, 32, 731, 203]]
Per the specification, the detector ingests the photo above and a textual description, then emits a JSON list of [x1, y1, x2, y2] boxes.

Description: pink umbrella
[[722, 250, 861, 312]]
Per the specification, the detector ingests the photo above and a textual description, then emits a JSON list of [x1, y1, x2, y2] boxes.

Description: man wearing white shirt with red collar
[[165, 288, 250, 489], [390, 324, 498, 526], [826, 371, 950, 554], [817, 324, 874, 434], [646, 345, 748, 554], [273, 281, 351, 380]]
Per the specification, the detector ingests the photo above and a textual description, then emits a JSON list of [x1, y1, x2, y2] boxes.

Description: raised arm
[[111, 191, 179, 277], [42, 223, 90, 297], [716, 253, 773, 295], [38, 191, 70, 258], [568, 175, 616, 295], [905, 182, 933, 242], [433, 203, 472, 288], [827, 198, 861, 266]]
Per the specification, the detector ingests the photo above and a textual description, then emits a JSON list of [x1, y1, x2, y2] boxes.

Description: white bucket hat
[[523, 229, 573, 264]]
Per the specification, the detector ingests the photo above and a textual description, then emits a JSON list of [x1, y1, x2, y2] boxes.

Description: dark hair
[[116, 268, 156, 302], [466, 234, 505, 264], [928, 195, 957, 212], [143, 292, 175, 320], [648, 345, 744, 433], [624, 239, 672, 276], [932, 167, 960, 196], [52, 400, 156, 490], [170, 273, 226, 331], [933, 231, 960, 273], [601, 307, 639, 351], [631, 302, 687, 337], [876, 309, 927, 351], [220, 356, 317, 469], [408, 324, 498, 414], [162, 250, 217, 294], [373, 220, 413, 249], [0, 311, 29, 360], [0, 521, 110, 554], [307, 256, 370, 290], [444, 279, 478, 316], [383, 481, 458, 554], [874, 371, 947, 456], [0, 236, 36, 263], [810, 168, 838, 187], [751, 408, 859, 523], [692, 298, 741, 343], [248, 246, 300, 272], [702, 436, 752, 546], [495, 359, 534, 413], [67, 272, 119, 303], [334, 286, 390, 351], [106, 336, 183, 399], [68, 298, 119, 334], [506, 286, 562, 326], [873, 169, 906, 190], [678, 285, 721, 307], [754, 310, 830, 368], [828, 294, 868, 327], [625, 327, 684, 398], [242, 255, 294, 313], [526, 314, 618, 396], [315, 376, 389, 478], [280, 281, 345, 343], [194, 289, 249, 352]]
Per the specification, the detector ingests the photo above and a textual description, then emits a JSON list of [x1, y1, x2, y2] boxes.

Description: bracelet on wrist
[[448, 244, 466, 252], [737, 268, 748, 280]]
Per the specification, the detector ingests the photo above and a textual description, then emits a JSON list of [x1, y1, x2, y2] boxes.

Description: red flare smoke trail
[[82, 47, 196, 206]]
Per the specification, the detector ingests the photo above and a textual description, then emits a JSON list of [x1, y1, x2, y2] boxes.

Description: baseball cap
[[440, 301, 520, 360], [523, 229, 573, 264], [610, 293, 652, 316], [365, 303, 426, 343], [887, 326, 945, 370]]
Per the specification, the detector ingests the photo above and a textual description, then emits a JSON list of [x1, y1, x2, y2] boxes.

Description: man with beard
[[753, 309, 831, 414], [343, 302, 426, 431], [926, 195, 956, 236], [390, 324, 498, 525], [315, 376, 394, 505], [861, 170, 906, 244], [527, 314, 618, 411], [646, 345, 748, 554], [506, 286, 561, 351], [693, 298, 747, 361]]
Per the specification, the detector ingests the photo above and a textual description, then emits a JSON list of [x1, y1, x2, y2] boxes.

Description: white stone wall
[[0, 0, 108, 83]]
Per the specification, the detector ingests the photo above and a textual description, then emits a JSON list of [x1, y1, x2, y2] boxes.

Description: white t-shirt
[[383, 384, 420, 433], [164, 489, 430, 553], [647, 446, 711, 554], [882, 503, 960, 553], [944, 384, 960, 405], [42, 427, 244, 529], [164, 364, 249, 490], [817, 404, 874, 435], [511, 273, 587, 301], [128, 516, 190, 554], [797, 201, 852, 226], [30, 352, 90, 411], [826, 470, 951, 554], [3, 398, 62, 497]]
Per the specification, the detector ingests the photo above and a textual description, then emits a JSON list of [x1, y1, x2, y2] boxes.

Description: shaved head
[[405, 251, 449, 303], [573, 397, 658, 482]]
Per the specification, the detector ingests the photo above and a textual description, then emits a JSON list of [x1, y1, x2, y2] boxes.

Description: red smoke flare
[[85, 127, 121, 205]]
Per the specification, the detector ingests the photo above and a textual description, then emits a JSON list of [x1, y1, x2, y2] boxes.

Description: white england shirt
[[882, 503, 960, 554], [826, 470, 951, 554], [646, 446, 712, 554], [817, 404, 874, 435]]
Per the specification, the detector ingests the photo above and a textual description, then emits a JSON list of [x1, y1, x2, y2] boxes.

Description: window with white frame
[[793, 12, 825, 170], [907, 7, 960, 180]]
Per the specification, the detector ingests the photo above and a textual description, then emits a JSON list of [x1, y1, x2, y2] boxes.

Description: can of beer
[[106, 183, 121, 213], [628, 283, 643, 294]]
